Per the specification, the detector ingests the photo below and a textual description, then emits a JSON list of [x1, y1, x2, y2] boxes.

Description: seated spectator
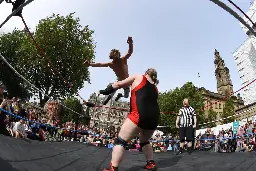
[[27, 122, 40, 140], [247, 139, 254, 152], [0, 96, 11, 136], [13, 119, 27, 139]]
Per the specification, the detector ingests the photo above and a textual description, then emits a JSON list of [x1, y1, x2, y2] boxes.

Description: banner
[[233, 121, 239, 134]]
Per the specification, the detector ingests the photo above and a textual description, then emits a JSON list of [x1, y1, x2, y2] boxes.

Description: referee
[[175, 98, 197, 155]]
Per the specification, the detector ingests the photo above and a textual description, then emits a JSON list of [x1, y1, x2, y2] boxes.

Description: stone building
[[235, 102, 256, 121], [214, 49, 234, 96], [199, 49, 244, 121], [233, 0, 256, 105], [87, 93, 129, 130]]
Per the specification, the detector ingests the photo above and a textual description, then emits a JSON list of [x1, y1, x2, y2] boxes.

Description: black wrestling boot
[[103, 95, 112, 105], [115, 93, 123, 101]]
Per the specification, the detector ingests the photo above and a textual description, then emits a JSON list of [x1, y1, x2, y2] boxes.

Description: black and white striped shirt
[[178, 106, 196, 127]]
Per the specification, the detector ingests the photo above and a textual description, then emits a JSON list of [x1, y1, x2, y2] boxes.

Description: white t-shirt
[[13, 122, 26, 136]]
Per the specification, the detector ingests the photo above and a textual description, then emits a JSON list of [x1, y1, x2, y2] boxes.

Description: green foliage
[[62, 97, 90, 125], [158, 82, 205, 132], [0, 13, 95, 106], [221, 99, 235, 124], [0, 30, 31, 99], [205, 108, 217, 128], [0, 62, 30, 99]]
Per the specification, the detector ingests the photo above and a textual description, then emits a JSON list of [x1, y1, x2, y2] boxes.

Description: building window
[[240, 75, 245, 78], [220, 112, 223, 117], [219, 103, 221, 109], [215, 102, 218, 109], [238, 67, 244, 72]]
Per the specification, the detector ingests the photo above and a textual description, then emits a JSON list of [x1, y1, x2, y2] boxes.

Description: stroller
[[199, 134, 215, 151]]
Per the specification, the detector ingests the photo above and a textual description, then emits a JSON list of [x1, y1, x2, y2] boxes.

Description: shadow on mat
[[6, 146, 85, 163], [125, 156, 182, 171], [157, 156, 182, 168], [0, 157, 19, 171], [125, 166, 144, 171]]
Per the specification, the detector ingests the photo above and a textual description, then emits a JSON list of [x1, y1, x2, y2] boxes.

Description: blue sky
[[0, 0, 252, 101]]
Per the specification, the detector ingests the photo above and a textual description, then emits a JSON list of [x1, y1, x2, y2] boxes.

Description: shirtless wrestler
[[84, 36, 133, 105]]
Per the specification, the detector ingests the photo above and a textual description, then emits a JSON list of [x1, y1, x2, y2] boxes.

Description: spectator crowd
[[1, 92, 256, 154]]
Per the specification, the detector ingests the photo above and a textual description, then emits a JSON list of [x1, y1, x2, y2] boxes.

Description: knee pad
[[115, 136, 128, 149], [140, 141, 150, 148]]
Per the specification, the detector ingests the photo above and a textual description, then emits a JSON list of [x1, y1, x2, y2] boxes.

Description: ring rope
[[15, 16, 256, 125], [228, 0, 256, 28], [199, 105, 256, 126], [210, 0, 256, 37], [0, 53, 87, 118], [20, 15, 90, 105], [1, 1, 256, 123], [93, 76, 256, 114], [0, 0, 34, 28]]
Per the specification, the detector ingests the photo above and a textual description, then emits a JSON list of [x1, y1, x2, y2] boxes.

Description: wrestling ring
[[1, 0, 256, 171]]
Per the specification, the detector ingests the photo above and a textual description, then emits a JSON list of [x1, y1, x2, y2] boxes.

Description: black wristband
[[99, 85, 116, 95]]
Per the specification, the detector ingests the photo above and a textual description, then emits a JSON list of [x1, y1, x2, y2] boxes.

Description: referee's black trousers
[[179, 126, 194, 142]]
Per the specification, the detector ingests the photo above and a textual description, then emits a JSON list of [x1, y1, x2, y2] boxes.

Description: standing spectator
[[0, 92, 11, 136], [175, 98, 197, 155]]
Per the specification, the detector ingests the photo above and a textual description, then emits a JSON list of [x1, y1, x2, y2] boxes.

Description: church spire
[[214, 49, 233, 96]]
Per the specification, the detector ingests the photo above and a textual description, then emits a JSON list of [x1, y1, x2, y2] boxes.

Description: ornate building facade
[[233, 0, 256, 105], [199, 50, 244, 122], [214, 49, 233, 96], [235, 102, 256, 121], [87, 93, 129, 130]]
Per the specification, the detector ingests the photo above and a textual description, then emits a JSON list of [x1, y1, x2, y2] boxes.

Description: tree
[[221, 99, 235, 124], [158, 82, 206, 132], [0, 29, 31, 99], [205, 108, 217, 128], [62, 97, 89, 124], [62, 97, 89, 140], [0, 13, 95, 106], [0, 62, 30, 99]]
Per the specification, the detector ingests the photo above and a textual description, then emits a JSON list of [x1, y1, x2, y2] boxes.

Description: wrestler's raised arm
[[122, 36, 133, 60], [83, 60, 111, 67]]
